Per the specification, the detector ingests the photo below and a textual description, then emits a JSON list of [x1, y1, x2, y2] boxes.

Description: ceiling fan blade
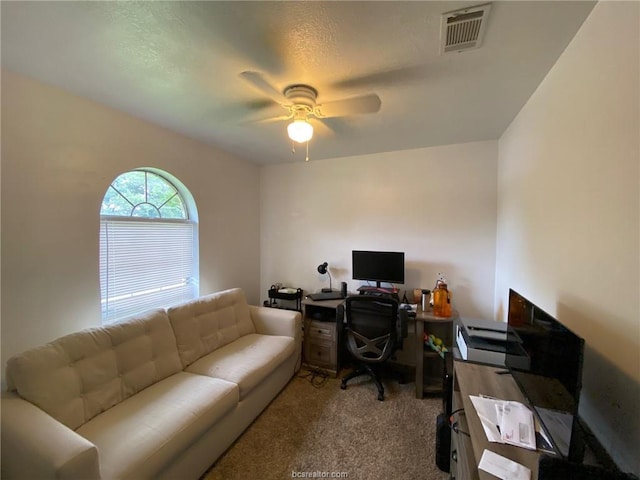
[[239, 71, 287, 104], [242, 105, 292, 125], [331, 65, 429, 90], [315, 94, 381, 118], [251, 114, 293, 125], [310, 118, 336, 137], [214, 98, 277, 122]]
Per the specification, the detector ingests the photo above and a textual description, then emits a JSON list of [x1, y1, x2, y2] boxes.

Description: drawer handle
[[451, 449, 457, 462]]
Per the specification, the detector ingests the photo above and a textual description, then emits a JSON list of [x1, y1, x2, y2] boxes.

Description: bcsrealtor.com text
[[291, 471, 349, 478]]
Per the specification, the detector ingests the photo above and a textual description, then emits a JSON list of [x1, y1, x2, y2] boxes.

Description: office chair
[[340, 296, 401, 401]]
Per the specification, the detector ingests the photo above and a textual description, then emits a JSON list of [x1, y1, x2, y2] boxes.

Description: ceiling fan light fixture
[[287, 119, 313, 143]]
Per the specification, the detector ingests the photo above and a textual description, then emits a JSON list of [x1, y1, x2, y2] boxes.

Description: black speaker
[[340, 282, 347, 298], [435, 413, 451, 472], [443, 373, 453, 416]]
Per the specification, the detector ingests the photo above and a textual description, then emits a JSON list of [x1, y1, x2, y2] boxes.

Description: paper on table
[[469, 395, 503, 442], [470, 395, 536, 451], [500, 401, 536, 450], [478, 449, 531, 480]]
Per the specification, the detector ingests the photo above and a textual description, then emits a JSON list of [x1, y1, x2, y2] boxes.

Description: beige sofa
[[1, 288, 301, 480]]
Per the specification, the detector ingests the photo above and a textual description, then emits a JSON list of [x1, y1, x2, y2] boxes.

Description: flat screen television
[[505, 289, 585, 460], [352, 250, 404, 288]]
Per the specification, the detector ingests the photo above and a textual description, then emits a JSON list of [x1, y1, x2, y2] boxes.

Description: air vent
[[440, 3, 492, 54]]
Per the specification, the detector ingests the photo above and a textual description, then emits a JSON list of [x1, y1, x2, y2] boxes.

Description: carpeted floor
[[202, 369, 450, 480]]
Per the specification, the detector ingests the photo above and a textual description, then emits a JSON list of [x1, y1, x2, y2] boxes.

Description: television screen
[[505, 289, 585, 459], [352, 250, 404, 287]]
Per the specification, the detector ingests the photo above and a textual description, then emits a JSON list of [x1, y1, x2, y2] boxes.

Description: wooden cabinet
[[415, 307, 457, 398], [302, 298, 343, 376], [304, 319, 337, 370]]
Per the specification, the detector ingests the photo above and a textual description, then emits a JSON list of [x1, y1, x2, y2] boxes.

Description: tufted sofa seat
[[1, 288, 301, 480]]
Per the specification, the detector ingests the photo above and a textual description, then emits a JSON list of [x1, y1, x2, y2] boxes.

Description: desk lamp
[[317, 262, 333, 292]]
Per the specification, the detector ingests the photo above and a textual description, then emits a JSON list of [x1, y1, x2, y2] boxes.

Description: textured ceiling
[[1, 1, 596, 165]]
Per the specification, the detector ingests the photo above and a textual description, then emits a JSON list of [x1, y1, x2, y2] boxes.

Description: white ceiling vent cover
[[440, 3, 492, 54]]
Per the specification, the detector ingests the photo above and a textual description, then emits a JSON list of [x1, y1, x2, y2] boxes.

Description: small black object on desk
[[307, 291, 343, 301], [267, 286, 303, 311]]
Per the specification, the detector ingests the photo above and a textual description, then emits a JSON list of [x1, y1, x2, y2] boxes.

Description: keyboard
[[308, 292, 344, 301]]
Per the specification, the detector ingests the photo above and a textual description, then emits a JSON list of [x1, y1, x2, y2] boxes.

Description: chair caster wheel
[[340, 382, 347, 390], [378, 393, 384, 401]]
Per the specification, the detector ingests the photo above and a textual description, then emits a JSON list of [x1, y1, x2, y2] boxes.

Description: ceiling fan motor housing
[[284, 85, 318, 108]]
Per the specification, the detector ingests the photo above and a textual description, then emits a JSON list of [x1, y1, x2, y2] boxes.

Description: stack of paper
[[499, 401, 535, 450], [469, 395, 536, 450], [479, 450, 531, 480]]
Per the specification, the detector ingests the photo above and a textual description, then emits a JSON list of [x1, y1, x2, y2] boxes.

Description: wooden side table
[[415, 306, 458, 398]]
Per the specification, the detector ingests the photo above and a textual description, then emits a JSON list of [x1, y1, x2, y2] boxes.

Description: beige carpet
[[202, 369, 450, 480]]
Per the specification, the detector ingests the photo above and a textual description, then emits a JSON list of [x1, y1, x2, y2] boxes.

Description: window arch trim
[[100, 169, 190, 220]]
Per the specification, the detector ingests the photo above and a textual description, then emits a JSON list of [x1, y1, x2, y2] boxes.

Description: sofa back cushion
[[167, 288, 256, 367], [5, 309, 182, 430]]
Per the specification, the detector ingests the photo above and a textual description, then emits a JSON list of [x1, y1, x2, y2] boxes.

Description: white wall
[[1, 71, 261, 384], [260, 141, 498, 318], [495, 2, 639, 474]]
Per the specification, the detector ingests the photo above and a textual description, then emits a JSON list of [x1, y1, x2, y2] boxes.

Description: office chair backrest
[[344, 296, 399, 364]]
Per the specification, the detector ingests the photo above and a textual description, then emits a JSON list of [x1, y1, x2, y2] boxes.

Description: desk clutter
[[265, 285, 303, 311], [424, 332, 449, 359]]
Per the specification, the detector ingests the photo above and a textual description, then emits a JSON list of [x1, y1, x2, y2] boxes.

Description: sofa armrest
[[249, 305, 301, 338], [1, 392, 101, 480]]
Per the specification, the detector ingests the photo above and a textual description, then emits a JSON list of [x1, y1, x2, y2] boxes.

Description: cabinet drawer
[[305, 341, 334, 366], [306, 321, 335, 340]]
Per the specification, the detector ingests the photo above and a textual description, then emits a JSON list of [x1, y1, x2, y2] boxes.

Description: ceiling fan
[[239, 71, 382, 148]]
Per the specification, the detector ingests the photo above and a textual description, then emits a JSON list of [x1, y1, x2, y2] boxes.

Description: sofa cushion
[[5, 309, 182, 430], [76, 371, 238, 480], [185, 333, 295, 399], [167, 288, 256, 367]]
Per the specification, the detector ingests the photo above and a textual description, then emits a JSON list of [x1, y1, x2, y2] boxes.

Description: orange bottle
[[433, 282, 452, 317]]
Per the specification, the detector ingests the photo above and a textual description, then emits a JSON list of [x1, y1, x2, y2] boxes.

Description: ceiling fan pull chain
[[291, 140, 296, 154], [305, 141, 309, 162]]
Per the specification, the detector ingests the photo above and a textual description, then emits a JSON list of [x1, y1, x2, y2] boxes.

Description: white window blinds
[[100, 218, 197, 324]]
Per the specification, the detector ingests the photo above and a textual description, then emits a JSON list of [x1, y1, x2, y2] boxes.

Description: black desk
[[302, 297, 442, 395]]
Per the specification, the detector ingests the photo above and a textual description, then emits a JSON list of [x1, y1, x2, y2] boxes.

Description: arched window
[[100, 169, 198, 324]]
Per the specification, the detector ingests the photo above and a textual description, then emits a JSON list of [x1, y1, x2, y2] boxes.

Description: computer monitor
[[352, 250, 405, 288], [505, 289, 585, 460]]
